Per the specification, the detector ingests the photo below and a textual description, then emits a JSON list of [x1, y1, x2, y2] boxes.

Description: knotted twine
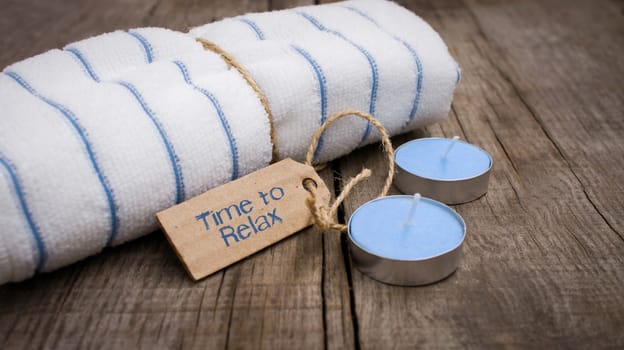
[[197, 38, 396, 233], [303, 110, 395, 232]]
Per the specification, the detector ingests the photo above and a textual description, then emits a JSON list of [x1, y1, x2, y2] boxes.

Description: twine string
[[304, 109, 395, 232], [196, 38, 280, 163]]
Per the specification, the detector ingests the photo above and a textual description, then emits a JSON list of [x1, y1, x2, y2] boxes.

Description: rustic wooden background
[[1, 0, 623, 348]]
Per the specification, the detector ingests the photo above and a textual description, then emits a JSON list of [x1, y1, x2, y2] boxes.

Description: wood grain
[[337, 0, 624, 348], [1, 0, 623, 349]]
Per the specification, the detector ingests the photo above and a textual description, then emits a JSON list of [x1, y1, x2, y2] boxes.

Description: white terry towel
[[0, 0, 459, 284]]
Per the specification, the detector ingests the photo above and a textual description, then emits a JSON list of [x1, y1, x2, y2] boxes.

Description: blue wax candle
[[395, 138, 492, 180], [348, 195, 465, 261]]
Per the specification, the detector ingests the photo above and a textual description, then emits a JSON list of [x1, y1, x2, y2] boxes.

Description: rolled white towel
[[0, 0, 459, 284]]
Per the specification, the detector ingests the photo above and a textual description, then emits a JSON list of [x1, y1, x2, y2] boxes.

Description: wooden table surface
[[1, 0, 623, 348]]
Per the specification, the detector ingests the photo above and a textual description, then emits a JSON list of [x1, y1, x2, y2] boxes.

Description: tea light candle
[[348, 194, 465, 286], [394, 137, 492, 204]]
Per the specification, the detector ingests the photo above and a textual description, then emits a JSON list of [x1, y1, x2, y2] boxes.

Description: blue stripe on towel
[[173, 60, 239, 180], [290, 45, 328, 160], [343, 5, 423, 126], [237, 18, 266, 40], [4, 71, 119, 246], [128, 30, 154, 63], [297, 11, 378, 144], [0, 154, 47, 273], [66, 44, 187, 229], [66, 45, 186, 234], [66, 43, 186, 206], [117, 81, 185, 204], [236, 18, 330, 161], [65, 47, 101, 82]]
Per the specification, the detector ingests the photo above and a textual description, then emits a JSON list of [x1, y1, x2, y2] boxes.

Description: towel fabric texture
[[0, 0, 459, 284]]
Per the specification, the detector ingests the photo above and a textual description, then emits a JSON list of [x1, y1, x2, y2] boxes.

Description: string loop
[[304, 110, 395, 232]]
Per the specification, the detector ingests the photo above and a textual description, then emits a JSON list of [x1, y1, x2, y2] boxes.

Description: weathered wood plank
[[323, 164, 357, 350], [337, 0, 624, 348], [465, 0, 624, 239]]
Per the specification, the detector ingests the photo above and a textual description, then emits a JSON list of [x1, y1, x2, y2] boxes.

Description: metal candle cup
[[347, 195, 466, 286], [394, 137, 493, 204]]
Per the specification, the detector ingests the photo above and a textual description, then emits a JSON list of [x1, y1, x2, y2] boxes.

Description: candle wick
[[442, 136, 460, 159], [404, 193, 421, 227]]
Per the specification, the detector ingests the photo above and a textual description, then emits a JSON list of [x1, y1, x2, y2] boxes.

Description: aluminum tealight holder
[[347, 195, 466, 286], [394, 137, 493, 204]]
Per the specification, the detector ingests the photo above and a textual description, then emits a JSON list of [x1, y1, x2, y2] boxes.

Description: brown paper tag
[[156, 158, 330, 281]]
